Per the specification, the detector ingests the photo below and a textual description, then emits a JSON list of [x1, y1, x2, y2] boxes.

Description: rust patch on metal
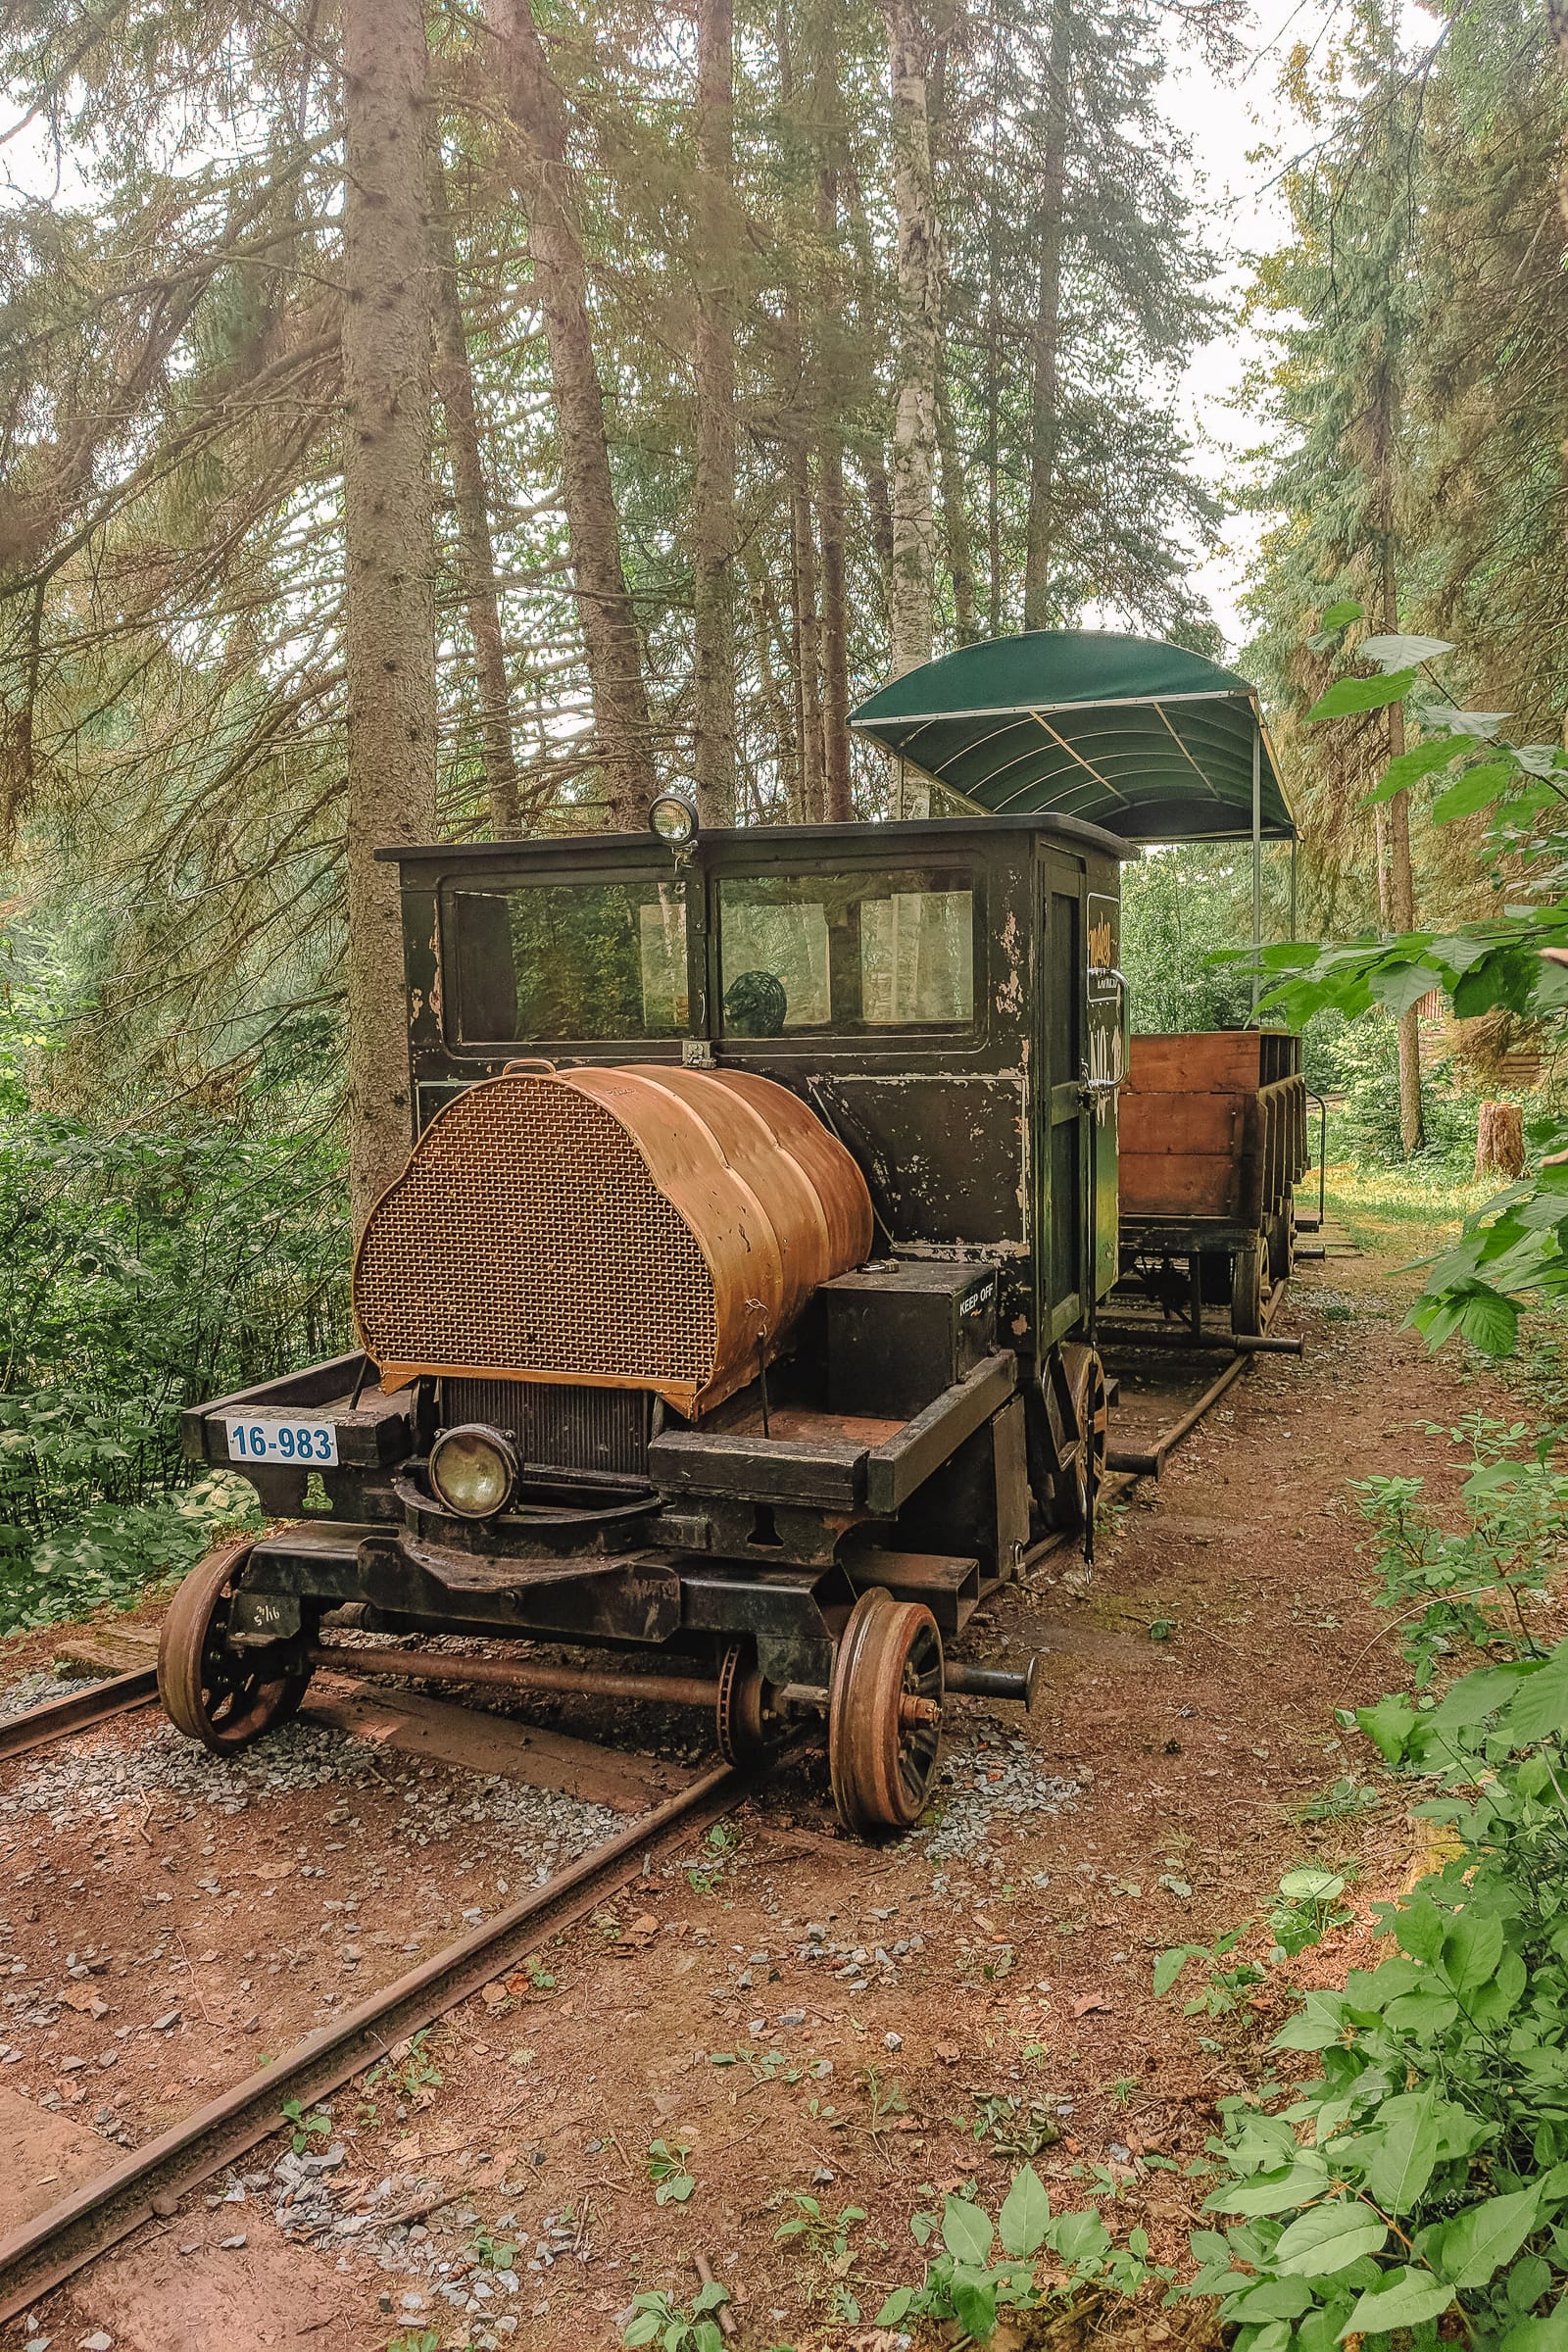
[[352, 1065, 872, 1417]]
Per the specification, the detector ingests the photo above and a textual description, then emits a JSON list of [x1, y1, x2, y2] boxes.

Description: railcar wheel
[[828, 1589, 944, 1838], [1267, 1204, 1296, 1286], [1048, 1348, 1108, 1533], [715, 1642, 779, 1767], [1230, 1232, 1269, 1338], [159, 1540, 312, 1755]]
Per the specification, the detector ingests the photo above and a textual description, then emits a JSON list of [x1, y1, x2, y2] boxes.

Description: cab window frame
[[710, 858, 985, 1051], [437, 865, 696, 1053]]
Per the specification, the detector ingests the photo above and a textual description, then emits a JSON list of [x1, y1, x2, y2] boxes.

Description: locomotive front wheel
[[715, 1642, 779, 1767], [159, 1540, 313, 1755], [1230, 1232, 1269, 1338], [828, 1589, 944, 1838]]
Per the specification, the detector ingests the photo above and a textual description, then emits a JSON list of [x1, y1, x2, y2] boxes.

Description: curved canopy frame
[[849, 630, 1296, 844]]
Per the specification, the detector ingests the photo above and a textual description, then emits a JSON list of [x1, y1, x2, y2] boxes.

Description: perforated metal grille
[[355, 1080, 716, 1387], [445, 1377, 650, 1478]]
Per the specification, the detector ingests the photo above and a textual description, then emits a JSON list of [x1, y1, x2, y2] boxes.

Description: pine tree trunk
[[814, 102, 853, 822], [938, 379, 976, 643], [492, 0, 657, 830], [429, 153, 519, 839], [342, 0, 436, 1236], [885, 0, 943, 678], [984, 9, 1004, 637], [1022, 4, 1065, 635], [752, 567, 802, 821], [819, 428, 852, 820], [789, 426, 825, 823], [1383, 545, 1425, 1155], [692, 0, 738, 828]]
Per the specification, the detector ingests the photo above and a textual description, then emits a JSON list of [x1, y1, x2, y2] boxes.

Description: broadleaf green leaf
[[1273, 2200, 1390, 2276], [999, 2165, 1051, 2258], [1307, 666, 1418, 721], [941, 2195, 994, 2268], [1341, 2266, 1455, 2339]]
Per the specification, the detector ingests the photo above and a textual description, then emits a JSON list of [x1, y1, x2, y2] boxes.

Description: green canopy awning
[[850, 630, 1295, 843]]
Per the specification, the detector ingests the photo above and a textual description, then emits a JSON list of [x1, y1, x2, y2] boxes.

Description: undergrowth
[[793, 1421, 1568, 2352]]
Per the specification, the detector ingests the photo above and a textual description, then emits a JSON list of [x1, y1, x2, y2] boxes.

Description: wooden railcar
[[1117, 1029, 1309, 1336]]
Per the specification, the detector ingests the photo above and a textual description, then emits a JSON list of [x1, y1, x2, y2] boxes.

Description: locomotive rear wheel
[[1230, 1232, 1269, 1337], [159, 1540, 313, 1755], [715, 1642, 779, 1767], [828, 1589, 944, 1838], [1049, 1348, 1108, 1533]]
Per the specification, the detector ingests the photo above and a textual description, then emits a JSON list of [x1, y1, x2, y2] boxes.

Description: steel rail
[[0, 1746, 772, 2322], [1102, 1278, 1293, 1480], [0, 1667, 159, 1763]]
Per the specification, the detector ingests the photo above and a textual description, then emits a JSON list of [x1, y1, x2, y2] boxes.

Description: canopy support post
[[1289, 836, 1298, 941], [1250, 718, 1262, 1013]]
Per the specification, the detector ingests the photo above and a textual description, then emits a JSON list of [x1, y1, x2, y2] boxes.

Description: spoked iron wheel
[[1267, 1204, 1297, 1287], [714, 1642, 780, 1768], [159, 1539, 313, 1755], [1230, 1231, 1270, 1338], [1049, 1347, 1108, 1534], [828, 1589, 944, 1838]]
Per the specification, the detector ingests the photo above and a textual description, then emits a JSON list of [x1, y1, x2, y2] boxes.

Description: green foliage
[[875, 2168, 1170, 2339], [773, 2191, 865, 2319], [621, 2281, 730, 2352], [1353, 1421, 1567, 1684], [646, 2137, 695, 2205], [959, 2090, 1063, 2159], [280, 2097, 331, 2156], [1237, 637, 1568, 1356], [1186, 1633, 1568, 2351], [0, 959, 348, 1630], [1154, 1925, 1268, 2017], [1120, 847, 1261, 1035]]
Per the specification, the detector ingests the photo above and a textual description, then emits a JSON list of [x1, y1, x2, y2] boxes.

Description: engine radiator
[[352, 1062, 872, 1416]]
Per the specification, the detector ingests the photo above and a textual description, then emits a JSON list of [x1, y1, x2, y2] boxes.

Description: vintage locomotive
[[166, 808, 1123, 1835], [162, 631, 1296, 1838]]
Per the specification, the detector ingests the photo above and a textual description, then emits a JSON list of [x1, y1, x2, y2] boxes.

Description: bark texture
[[692, 0, 739, 827], [885, 0, 944, 677], [1381, 541, 1425, 1155], [342, 0, 437, 1236], [1475, 1100, 1526, 1179], [491, 0, 658, 829], [429, 154, 519, 838], [1022, 8, 1066, 634]]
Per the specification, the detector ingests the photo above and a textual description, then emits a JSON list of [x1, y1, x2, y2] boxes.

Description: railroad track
[[0, 1736, 770, 2322], [0, 1299, 1307, 2322], [0, 1667, 158, 1765]]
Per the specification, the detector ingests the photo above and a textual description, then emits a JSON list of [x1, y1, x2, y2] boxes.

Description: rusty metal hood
[[352, 1064, 872, 1415]]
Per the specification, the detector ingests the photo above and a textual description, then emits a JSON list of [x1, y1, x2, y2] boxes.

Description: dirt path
[[1, 1242, 1517, 2352]]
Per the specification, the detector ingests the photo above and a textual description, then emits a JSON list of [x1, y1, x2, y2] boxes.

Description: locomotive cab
[[171, 810, 1128, 1838]]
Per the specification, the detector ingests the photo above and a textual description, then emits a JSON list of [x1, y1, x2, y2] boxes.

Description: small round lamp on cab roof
[[649, 791, 698, 847]]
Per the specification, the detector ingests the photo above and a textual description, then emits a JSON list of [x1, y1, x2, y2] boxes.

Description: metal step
[[841, 1546, 982, 1633]]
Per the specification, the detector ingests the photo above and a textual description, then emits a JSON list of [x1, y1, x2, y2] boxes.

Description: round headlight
[[428, 1424, 518, 1519], [649, 791, 698, 847]]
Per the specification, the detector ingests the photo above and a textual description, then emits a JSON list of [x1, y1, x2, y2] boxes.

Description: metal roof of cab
[[850, 629, 1296, 844]]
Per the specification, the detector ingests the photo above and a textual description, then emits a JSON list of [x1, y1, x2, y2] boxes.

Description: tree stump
[[1475, 1101, 1525, 1179]]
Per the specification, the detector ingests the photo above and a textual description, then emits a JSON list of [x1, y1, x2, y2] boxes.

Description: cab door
[[1039, 851, 1088, 1344], [1038, 853, 1121, 1341]]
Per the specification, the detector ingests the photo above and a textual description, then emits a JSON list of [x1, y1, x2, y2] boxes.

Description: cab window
[[717, 869, 975, 1036], [447, 879, 688, 1043]]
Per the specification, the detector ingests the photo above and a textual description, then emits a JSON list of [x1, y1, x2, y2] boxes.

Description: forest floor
[[0, 1230, 1527, 2352]]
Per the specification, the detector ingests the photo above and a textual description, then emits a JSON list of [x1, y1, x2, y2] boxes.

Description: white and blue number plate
[[226, 1416, 339, 1467]]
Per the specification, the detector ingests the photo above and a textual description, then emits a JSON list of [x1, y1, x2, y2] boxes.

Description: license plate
[[225, 1415, 338, 1467]]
